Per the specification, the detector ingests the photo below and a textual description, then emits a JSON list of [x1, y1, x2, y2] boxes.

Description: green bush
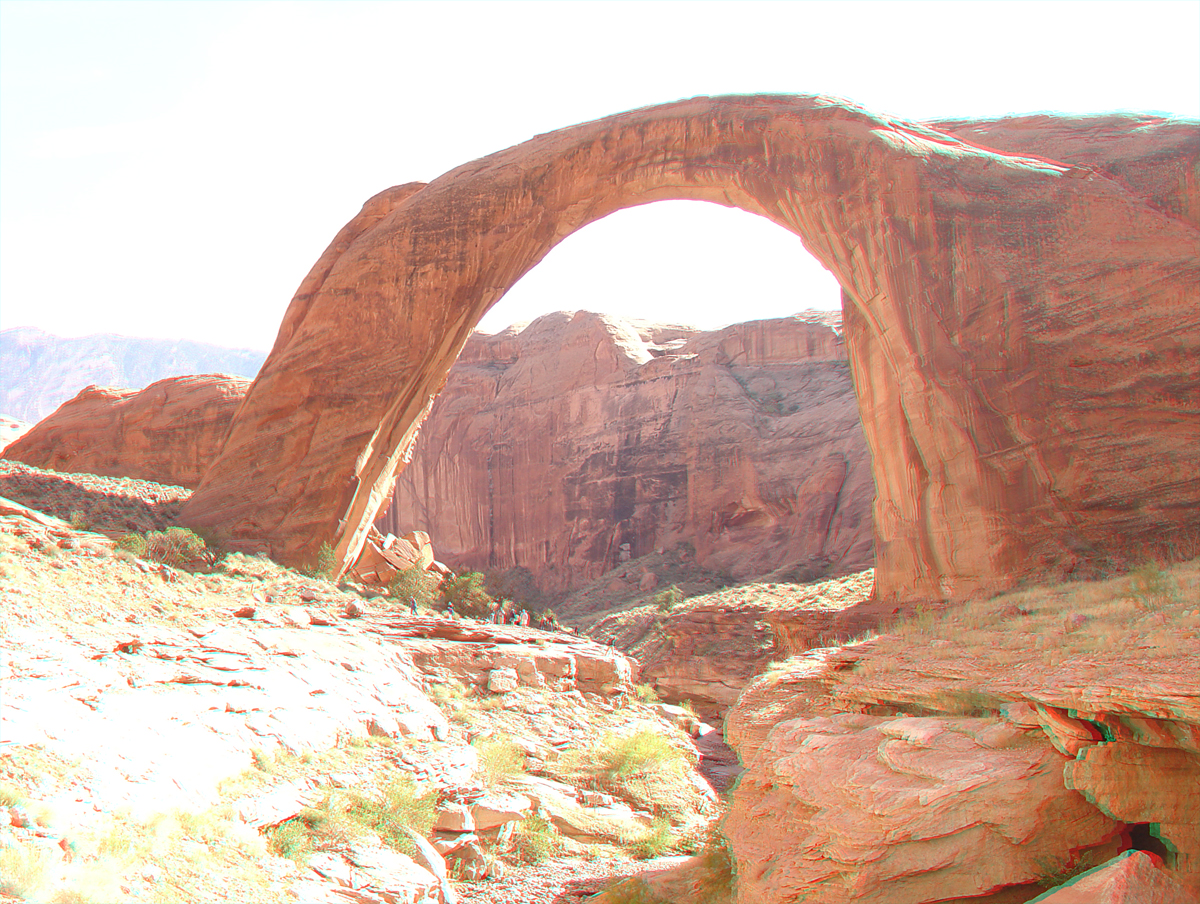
[[342, 777, 438, 856], [472, 737, 526, 788], [115, 527, 211, 568], [302, 542, 340, 581], [596, 730, 685, 780], [388, 565, 439, 609], [485, 566, 543, 608], [440, 572, 495, 618], [633, 683, 660, 703], [506, 815, 564, 864], [627, 816, 673, 860], [653, 585, 683, 612], [268, 777, 438, 864]]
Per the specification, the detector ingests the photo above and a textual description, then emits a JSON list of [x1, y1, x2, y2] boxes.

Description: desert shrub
[[1128, 562, 1180, 610], [472, 737, 526, 787], [115, 527, 211, 568], [1033, 848, 1108, 889], [268, 777, 438, 864], [596, 730, 685, 780], [653, 585, 682, 612], [594, 878, 669, 904], [342, 777, 438, 856], [633, 683, 659, 703], [440, 572, 495, 618], [0, 845, 53, 898], [695, 824, 736, 902], [68, 509, 89, 531], [505, 815, 565, 864], [302, 542, 340, 581], [485, 566, 543, 608], [388, 565, 439, 609], [627, 816, 673, 860], [267, 815, 316, 863]]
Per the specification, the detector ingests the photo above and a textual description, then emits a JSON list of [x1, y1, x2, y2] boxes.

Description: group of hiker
[[405, 594, 563, 631]]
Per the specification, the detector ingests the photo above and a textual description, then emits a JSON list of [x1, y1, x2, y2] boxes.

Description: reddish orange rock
[[382, 310, 873, 594], [175, 96, 1199, 605], [3, 376, 249, 489]]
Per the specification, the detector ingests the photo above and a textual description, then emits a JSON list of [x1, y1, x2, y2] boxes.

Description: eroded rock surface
[[725, 711, 1121, 904], [724, 560, 1200, 902], [176, 96, 1199, 607], [4, 376, 249, 489]]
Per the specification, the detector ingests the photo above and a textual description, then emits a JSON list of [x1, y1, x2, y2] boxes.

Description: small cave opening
[[1126, 822, 1174, 865]]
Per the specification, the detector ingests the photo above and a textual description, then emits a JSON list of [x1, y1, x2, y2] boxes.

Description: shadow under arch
[[178, 94, 1200, 604]]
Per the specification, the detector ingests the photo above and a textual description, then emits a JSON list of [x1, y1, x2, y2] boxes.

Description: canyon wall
[[381, 310, 873, 595]]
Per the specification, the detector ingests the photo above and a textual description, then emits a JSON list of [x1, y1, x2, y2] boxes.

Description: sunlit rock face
[[381, 310, 873, 595], [4, 376, 249, 489], [177, 95, 1200, 604]]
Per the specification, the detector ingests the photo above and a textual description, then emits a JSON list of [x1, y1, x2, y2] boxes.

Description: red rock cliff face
[[379, 311, 873, 594], [3, 376, 248, 489], [176, 96, 1200, 605]]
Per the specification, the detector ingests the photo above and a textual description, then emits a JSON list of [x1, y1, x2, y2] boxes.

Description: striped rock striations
[[176, 95, 1199, 604], [382, 310, 872, 595]]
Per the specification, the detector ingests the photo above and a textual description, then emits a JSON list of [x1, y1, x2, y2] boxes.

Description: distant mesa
[[0, 326, 265, 424]]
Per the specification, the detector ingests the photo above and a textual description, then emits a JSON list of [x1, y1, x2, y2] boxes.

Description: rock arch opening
[[177, 95, 1200, 605], [373, 199, 862, 597]]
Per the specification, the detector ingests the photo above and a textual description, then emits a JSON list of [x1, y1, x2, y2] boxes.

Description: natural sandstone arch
[[179, 95, 1200, 603]]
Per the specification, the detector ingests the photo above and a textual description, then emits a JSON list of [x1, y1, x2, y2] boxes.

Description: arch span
[[179, 95, 1200, 603]]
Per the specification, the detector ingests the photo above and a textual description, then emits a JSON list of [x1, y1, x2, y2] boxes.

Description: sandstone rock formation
[[177, 96, 1200, 606], [382, 310, 872, 594], [724, 559, 1200, 902], [726, 710, 1122, 904], [4, 376, 249, 489]]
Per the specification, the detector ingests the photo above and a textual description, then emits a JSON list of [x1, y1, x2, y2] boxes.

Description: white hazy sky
[[1, 1, 1197, 351]]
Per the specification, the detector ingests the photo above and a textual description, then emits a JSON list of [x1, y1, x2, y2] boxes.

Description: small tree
[[440, 572, 495, 618]]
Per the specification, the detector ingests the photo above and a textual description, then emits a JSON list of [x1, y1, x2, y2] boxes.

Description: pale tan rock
[[4, 376, 249, 488], [175, 97, 1200, 606], [486, 668, 518, 694], [433, 802, 473, 832], [469, 793, 531, 830]]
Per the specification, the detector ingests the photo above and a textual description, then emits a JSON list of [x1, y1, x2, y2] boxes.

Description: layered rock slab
[[724, 711, 1121, 904], [724, 560, 1200, 902], [176, 95, 1200, 605]]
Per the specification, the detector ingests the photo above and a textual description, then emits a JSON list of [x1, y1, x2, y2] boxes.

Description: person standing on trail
[[446, 599, 456, 619], [409, 596, 418, 616]]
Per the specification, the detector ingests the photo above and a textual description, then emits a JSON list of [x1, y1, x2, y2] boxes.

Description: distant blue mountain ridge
[[0, 327, 267, 424]]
